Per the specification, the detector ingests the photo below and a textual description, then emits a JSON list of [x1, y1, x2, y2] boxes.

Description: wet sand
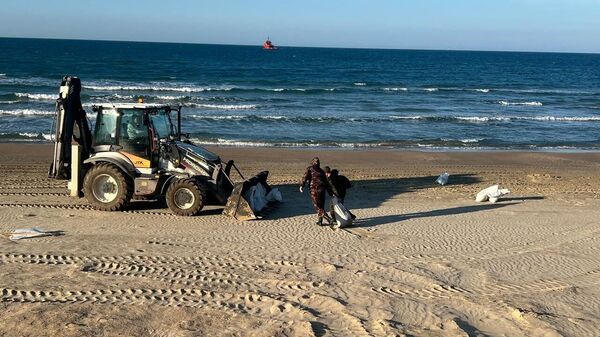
[[1, 143, 599, 336]]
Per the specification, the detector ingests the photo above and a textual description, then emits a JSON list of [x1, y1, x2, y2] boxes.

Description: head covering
[[311, 157, 320, 168], [331, 169, 339, 176]]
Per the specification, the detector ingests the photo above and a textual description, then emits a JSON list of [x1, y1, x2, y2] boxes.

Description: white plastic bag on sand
[[331, 196, 353, 229], [476, 185, 511, 203], [245, 184, 268, 212], [436, 172, 449, 186], [253, 184, 268, 211], [266, 188, 283, 202], [3, 228, 57, 241]]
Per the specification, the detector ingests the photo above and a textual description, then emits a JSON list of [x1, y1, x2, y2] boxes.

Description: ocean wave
[[0, 109, 54, 116], [422, 88, 439, 92], [84, 84, 234, 93], [494, 88, 597, 95], [383, 87, 408, 92], [188, 104, 258, 110], [83, 81, 342, 94], [100, 93, 135, 100], [187, 114, 340, 122], [455, 115, 600, 122], [0, 77, 57, 87], [526, 116, 600, 122], [475, 89, 490, 93], [155, 95, 189, 100], [191, 138, 382, 148], [499, 101, 543, 106], [182, 114, 600, 124], [15, 92, 56, 101], [189, 137, 490, 149], [459, 138, 484, 143], [0, 100, 20, 104], [455, 116, 511, 122], [354, 82, 367, 86], [266, 87, 336, 92], [0, 132, 52, 141], [389, 116, 423, 120]]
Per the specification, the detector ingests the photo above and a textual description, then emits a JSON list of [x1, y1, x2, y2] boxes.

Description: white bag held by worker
[[331, 195, 353, 229], [476, 185, 510, 203], [436, 172, 449, 185]]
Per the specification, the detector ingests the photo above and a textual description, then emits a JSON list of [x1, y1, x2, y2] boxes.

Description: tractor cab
[[92, 103, 181, 172]]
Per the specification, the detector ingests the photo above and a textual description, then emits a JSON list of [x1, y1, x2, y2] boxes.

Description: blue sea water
[[1, 37, 599, 150]]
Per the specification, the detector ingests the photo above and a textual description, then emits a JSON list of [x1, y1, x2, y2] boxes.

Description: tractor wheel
[[166, 179, 206, 216], [83, 163, 133, 211]]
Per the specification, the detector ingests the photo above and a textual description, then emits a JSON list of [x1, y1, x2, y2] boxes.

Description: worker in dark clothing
[[300, 157, 334, 226], [325, 167, 356, 220]]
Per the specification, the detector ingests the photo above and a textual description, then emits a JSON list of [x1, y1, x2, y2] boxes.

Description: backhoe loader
[[48, 76, 271, 219]]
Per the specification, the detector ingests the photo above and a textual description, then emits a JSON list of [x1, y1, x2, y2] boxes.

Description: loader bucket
[[223, 171, 270, 221]]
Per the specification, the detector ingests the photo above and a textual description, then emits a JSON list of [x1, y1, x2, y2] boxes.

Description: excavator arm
[[48, 76, 92, 179]]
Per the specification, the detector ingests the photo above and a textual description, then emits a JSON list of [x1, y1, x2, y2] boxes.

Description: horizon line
[[1, 35, 599, 55]]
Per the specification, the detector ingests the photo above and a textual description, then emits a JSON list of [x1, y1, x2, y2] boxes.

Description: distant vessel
[[263, 37, 278, 50]]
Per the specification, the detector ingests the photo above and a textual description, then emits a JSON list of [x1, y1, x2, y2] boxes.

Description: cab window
[[93, 110, 118, 146], [119, 109, 149, 157]]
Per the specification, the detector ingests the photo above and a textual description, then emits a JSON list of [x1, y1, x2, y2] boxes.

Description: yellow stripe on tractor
[[120, 151, 151, 168]]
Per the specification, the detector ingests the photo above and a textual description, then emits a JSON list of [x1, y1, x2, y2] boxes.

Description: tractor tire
[[166, 179, 206, 216], [83, 163, 133, 211]]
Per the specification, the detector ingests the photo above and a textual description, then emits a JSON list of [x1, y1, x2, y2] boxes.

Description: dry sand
[[1, 143, 599, 336]]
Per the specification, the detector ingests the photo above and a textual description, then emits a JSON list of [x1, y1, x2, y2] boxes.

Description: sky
[[1, 0, 599, 53]]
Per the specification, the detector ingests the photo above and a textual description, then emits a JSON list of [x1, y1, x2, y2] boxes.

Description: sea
[[1, 37, 599, 150]]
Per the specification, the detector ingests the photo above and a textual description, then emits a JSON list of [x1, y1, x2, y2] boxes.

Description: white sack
[[332, 196, 353, 229], [436, 172, 449, 186], [476, 185, 510, 203], [245, 184, 268, 212]]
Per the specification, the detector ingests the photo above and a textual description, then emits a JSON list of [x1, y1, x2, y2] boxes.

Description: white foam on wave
[[440, 137, 484, 144], [383, 87, 408, 92], [475, 89, 490, 93], [0, 132, 53, 141], [354, 82, 367, 86], [422, 88, 439, 92], [15, 92, 55, 100], [188, 115, 291, 122], [527, 116, 600, 122], [19, 132, 53, 140], [111, 93, 135, 100], [390, 116, 423, 120], [456, 115, 600, 122], [266, 87, 335, 92], [84, 84, 234, 93], [192, 104, 258, 110], [456, 116, 511, 122], [0, 100, 19, 104], [155, 95, 188, 100], [0, 109, 54, 116], [187, 115, 246, 120], [192, 138, 285, 147], [0, 77, 56, 87], [460, 138, 484, 143], [499, 101, 543, 106]]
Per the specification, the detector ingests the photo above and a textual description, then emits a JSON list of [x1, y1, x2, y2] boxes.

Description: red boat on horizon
[[263, 37, 278, 50]]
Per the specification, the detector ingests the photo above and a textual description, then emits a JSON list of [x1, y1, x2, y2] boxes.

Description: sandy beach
[[1, 143, 599, 336]]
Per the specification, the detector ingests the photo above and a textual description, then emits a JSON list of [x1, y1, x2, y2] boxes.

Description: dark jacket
[[301, 165, 332, 194], [328, 171, 351, 199]]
